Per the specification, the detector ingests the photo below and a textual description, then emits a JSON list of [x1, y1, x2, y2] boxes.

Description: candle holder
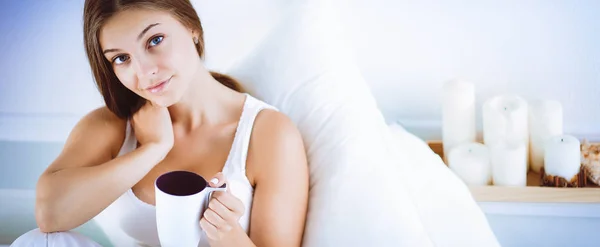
[[539, 135, 584, 187], [540, 166, 587, 188]]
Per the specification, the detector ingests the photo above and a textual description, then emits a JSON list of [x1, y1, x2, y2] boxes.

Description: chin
[[149, 94, 182, 108], [151, 98, 177, 107]]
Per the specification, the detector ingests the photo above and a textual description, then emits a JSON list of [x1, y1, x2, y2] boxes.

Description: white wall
[[0, 0, 599, 142], [340, 0, 600, 140]]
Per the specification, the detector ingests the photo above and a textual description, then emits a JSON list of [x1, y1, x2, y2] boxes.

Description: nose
[[133, 55, 158, 83]]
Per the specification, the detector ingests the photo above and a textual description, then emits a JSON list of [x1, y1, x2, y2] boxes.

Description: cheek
[[157, 52, 177, 72], [113, 67, 138, 91], [166, 38, 199, 75]]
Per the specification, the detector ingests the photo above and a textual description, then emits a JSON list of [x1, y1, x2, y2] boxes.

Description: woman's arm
[[246, 110, 309, 247], [35, 107, 171, 233], [200, 110, 309, 247]]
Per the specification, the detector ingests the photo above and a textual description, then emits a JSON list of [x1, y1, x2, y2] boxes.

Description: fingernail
[[210, 178, 219, 185]]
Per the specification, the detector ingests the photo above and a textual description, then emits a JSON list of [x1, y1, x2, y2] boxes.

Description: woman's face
[[100, 8, 200, 107]]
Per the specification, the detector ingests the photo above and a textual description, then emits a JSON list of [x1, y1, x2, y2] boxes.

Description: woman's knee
[[11, 228, 101, 247]]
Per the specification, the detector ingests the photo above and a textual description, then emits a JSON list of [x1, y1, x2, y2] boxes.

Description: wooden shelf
[[427, 141, 600, 203]]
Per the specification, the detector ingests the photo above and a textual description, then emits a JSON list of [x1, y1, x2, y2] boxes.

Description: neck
[[167, 66, 244, 132]]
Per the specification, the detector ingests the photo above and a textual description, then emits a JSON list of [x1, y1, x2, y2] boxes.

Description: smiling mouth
[[146, 77, 172, 94]]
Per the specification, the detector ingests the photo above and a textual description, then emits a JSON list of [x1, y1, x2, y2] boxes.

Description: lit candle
[[544, 135, 581, 180], [447, 143, 492, 186], [490, 137, 528, 186], [442, 79, 477, 162], [483, 94, 530, 169], [529, 100, 563, 173]]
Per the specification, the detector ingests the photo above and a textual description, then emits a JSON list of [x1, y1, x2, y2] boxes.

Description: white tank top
[[93, 94, 277, 247]]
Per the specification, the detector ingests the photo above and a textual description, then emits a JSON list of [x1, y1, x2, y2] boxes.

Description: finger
[[208, 197, 238, 223], [209, 172, 227, 188], [212, 191, 245, 216], [199, 218, 217, 239], [203, 207, 231, 231]]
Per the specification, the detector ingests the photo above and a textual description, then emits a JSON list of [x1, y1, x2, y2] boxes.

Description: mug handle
[[204, 183, 228, 209]]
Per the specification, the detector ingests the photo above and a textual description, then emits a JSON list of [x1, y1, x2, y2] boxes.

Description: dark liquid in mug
[[156, 171, 207, 196]]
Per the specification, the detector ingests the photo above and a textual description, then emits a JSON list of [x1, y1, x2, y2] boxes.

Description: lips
[[146, 77, 172, 94]]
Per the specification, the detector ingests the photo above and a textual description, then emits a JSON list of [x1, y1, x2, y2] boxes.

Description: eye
[[149, 35, 163, 47], [112, 54, 129, 65]]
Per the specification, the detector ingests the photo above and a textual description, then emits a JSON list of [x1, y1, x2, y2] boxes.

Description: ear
[[190, 29, 199, 39], [189, 30, 199, 44]]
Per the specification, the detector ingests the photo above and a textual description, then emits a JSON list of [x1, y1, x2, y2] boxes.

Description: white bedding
[[226, 0, 499, 246]]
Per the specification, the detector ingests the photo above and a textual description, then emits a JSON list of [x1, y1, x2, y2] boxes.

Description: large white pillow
[[388, 124, 500, 246], [225, 1, 434, 246], [226, 0, 501, 246]]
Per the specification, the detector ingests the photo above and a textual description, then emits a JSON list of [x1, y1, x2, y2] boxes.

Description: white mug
[[154, 170, 227, 247]]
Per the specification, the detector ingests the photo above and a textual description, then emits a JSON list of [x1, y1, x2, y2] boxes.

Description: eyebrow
[[102, 23, 161, 55], [137, 23, 160, 41]]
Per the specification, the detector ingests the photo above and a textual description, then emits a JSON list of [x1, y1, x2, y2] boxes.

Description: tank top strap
[[226, 94, 278, 173]]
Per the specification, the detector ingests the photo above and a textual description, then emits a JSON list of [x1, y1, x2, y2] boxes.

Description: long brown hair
[[83, 0, 243, 119]]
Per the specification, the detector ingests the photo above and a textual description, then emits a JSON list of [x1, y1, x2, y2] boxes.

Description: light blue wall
[[0, 141, 63, 190], [486, 214, 600, 247], [0, 188, 114, 246], [0, 0, 104, 116]]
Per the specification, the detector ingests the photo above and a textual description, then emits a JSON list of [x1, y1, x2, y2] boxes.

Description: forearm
[[36, 144, 167, 232]]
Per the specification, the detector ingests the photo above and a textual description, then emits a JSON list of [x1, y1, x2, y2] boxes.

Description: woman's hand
[[131, 101, 174, 158], [200, 173, 253, 246]]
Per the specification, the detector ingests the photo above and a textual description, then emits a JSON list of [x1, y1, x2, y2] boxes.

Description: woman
[[13, 0, 309, 246]]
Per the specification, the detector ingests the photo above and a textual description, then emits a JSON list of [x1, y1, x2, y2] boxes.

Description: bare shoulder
[[63, 106, 127, 159], [251, 109, 304, 151], [246, 109, 307, 185], [253, 110, 301, 138], [41, 106, 127, 174], [80, 106, 125, 127], [73, 107, 126, 138]]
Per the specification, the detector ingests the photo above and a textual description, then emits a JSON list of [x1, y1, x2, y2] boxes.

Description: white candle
[[544, 135, 581, 179], [447, 143, 492, 186], [490, 137, 528, 186], [483, 94, 530, 169], [528, 100, 563, 173], [442, 79, 477, 162]]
